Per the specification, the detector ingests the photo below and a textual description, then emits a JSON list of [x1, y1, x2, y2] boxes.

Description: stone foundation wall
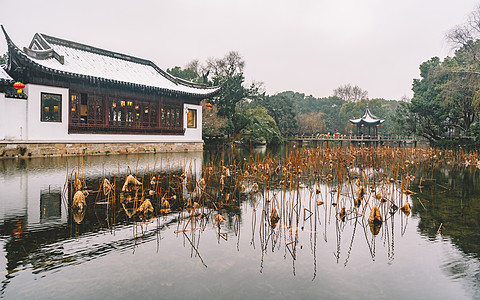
[[0, 142, 203, 158]]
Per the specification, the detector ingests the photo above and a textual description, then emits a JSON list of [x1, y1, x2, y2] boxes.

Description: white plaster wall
[[184, 104, 202, 142], [20, 84, 203, 143], [0, 92, 4, 140], [2, 96, 27, 140], [24, 84, 69, 141]]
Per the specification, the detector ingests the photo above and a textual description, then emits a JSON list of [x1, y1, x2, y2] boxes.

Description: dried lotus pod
[[102, 178, 113, 196], [72, 190, 86, 211], [138, 199, 154, 214], [368, 206, 382, 224], [252, 182, 259, 193], [161, 199, 170, 210], [339, 206, 346, 222], [74, 178, 82, 191], [400, 202, 411, 216], [215, 214, 225, 225], [122, 175, 142, 192], [270, 207, 280, 225], [199, 178, 206, 191], [356, 186, 365, 199]]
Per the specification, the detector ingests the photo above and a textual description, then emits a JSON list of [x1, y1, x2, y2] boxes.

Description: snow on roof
[[12, 31, 219, 97], [349, 105, 384, 124], [0, 65, 13, 82]]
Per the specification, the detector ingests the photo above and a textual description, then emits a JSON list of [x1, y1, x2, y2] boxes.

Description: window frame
[[41, 92, 62, 123], [187, 109, 197, 129]]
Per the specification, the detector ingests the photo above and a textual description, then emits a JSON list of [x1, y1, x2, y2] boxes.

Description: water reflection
[[0, 149, 479, 299]]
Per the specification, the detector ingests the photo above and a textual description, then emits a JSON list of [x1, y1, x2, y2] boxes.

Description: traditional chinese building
[[0, 25, 219, 157], [349, 104, 384, 137]]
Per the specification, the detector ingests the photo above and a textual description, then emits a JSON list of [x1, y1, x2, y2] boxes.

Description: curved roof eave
[[20, 49, 220, 98], [349, 104, 384, 125], [1, 25, 221, 99], [0, 66, 14, 84], [350, 119, 384, 125]]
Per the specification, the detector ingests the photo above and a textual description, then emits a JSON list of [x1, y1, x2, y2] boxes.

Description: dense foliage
[[168, 51, 283, 146], [168, 54, 402, 145], [393, 6, 480, 142], [264, 91, 399, 135], [201, 100, 228, 138], [393, 51, 480, 141], [255, 93, 298, 136], [234, 103, 284, 145]]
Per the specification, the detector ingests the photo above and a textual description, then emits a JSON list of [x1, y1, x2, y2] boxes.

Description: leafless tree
[[333, 84, 368, 102], [446, 4, 480, 65], [296, 112, 326, 135], [352, 85, 368, 102], [185, 59, 201, 75], [205, 51, 245, 78]]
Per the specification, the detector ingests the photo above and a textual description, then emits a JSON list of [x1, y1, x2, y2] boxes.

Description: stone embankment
[[0, 142, 203, 158]]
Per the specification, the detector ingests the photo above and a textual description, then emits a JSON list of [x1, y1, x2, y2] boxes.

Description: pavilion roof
[[349, 104, 384, 125], [1, 25, 220, 98]]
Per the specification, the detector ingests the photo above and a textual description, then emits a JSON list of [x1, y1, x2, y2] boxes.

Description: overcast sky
[[1, 0, 478, 100]]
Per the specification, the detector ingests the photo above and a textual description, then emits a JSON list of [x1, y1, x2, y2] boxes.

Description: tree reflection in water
[[1, 147, 480, 298]]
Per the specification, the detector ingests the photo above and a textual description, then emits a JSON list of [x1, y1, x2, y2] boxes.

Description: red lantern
[[13, 82, 25, 95], [206, 103, 212, 109], [351, 123, 354, 127]]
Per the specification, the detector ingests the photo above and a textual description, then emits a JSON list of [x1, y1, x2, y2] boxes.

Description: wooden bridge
[[287, 135, 420, 147]]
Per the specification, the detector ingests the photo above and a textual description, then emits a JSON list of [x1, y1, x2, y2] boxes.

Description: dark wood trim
[[40, 92, 62, 123], [68, 89, 185, 136], [68, 124, 185, 135]]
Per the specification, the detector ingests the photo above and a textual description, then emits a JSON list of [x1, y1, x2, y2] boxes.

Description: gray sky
[[1, 0, 478, 100]]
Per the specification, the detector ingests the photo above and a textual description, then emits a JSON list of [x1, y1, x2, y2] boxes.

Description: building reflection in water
[[0, 152, 203, 295], [1, 151, 480, 299], [40, 190, 61, 222]]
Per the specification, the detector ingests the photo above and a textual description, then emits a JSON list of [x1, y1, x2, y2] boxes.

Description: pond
[[0, 147, 479, 299]]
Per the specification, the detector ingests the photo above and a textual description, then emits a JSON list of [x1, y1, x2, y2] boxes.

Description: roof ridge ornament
[[23, 33, 64, 64]]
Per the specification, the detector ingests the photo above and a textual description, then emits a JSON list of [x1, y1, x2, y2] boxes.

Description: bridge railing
[[287, 135, 417, 141]]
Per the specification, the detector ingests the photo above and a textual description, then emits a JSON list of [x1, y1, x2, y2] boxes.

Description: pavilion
[[349, 104, 384, 137]]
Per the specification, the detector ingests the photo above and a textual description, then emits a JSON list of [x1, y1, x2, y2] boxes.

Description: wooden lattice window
[[87, 95, 103, 125], [161, 101, 182, 129], [70, 92, 80, 124], [109, 98, 157, 128]]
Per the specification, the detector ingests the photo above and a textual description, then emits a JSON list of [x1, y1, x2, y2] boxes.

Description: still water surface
[[0, 149, 479, 299]]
